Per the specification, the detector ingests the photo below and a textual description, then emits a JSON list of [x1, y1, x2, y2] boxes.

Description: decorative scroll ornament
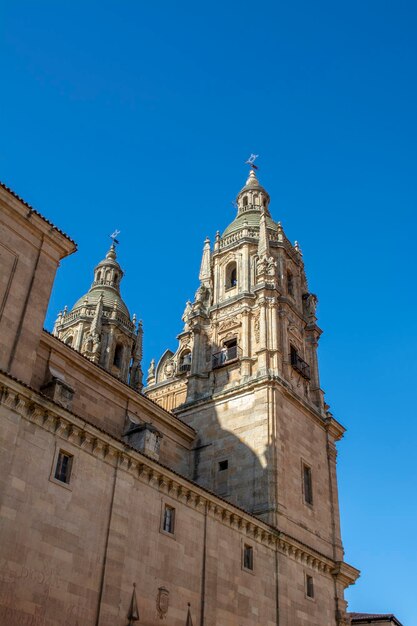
[[156, 586, 169, 619]]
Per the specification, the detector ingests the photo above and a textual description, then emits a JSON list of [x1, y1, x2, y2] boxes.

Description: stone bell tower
[[53, 242, 143, 390], [145, 167, 352, 622], [146, 166, 334, 501]]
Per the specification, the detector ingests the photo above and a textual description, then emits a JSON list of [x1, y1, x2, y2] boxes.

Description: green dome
[[222, 210, 278, 237], [72, 286, 130, 318]]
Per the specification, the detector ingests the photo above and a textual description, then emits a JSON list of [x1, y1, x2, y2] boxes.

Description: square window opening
[[219, 460, 228, 471], [303, 464, 313, 505], [243, 544, 253, 571], [54, 450, 73, 484], [162, 505, 175, 534], [306, 574, 314, 598]]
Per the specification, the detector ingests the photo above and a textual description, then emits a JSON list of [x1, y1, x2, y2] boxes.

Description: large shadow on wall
[[179, 333, 275, 525]]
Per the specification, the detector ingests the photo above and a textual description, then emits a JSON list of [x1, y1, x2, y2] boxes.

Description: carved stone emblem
[[157, 587, 169, 619]]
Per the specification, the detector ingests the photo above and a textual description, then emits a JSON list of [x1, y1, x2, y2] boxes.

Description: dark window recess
[[113, 343, 123, 368], [219, 460, 228, 471], [54, 451, 73, 484], [230, 267, 237, 287], [212, 340, 240, 369], [243, 545, 254, 571], [287, 271, 294, 296], [226, 262, 238, 289], [303, 464, 313, 505], [306, 574, 314, 598], [290, 345, 311, 380], [162, 505, 175, 534]]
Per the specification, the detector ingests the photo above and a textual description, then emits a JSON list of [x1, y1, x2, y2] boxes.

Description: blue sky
[[1, 1, 416, 622]]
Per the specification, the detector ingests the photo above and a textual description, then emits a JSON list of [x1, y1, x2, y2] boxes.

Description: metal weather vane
[[110, 229, 121, 245], [245, 153, 259, 170]]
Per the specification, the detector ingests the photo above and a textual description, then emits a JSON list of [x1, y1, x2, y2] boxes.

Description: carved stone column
[[257, 299, 268, 373], [240, 309, 251, 378]]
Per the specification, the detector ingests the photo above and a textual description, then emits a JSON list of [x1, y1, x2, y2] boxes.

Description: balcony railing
[[212, 345, 241, 369], [178, 362, 191, 373], [290, 351, 311, 380]]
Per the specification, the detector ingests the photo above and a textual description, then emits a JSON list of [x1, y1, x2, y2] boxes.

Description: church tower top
[[72, 242, 129, 317], [223, 168, 274, 238], [53, 239, 143, 390]]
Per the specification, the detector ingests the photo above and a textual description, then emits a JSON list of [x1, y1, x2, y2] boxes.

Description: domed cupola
[[53, 242, 143, 390], [223, 169, 277, 237], [72, 243, 130, 318]]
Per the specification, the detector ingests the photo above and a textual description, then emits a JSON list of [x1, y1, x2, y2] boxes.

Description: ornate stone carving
[[156, 587, 169, 619], [302, 292, 318, 319], [147, 359, 156, 384], [163, 360, 175, 379], [253, 312, 260, 343], [218, 316, 241, 333], [181, 300, 192, 329]]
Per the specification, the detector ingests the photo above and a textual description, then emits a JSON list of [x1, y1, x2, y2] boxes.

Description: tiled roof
[[350, 613, 403, 626], [0, 181, 76, 246]]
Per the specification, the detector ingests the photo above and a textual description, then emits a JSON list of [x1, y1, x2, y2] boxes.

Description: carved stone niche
[[123, 418, 162, 461], [41, 368, 75, 411]]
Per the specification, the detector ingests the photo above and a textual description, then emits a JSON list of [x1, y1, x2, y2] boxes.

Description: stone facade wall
[[178, 381, 340, 559], [0, 375, 347, 626], [0, 185, 75, 385], [31, 333, 195, 476]]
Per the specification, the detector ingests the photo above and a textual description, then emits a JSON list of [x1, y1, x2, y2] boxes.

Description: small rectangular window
[[54, 450, 73, 484], [162, 504, 175, 534], [303, 464, 313, 505], [306, 574, 314, 598], [243, 544, 253, 571], [217, 459, 229, 496]]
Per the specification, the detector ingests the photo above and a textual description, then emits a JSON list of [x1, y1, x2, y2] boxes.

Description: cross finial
[[245, 153, 259, 170], [110, 229, 121, 245]]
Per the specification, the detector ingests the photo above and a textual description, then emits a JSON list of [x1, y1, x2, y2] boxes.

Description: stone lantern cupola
[[53, 243, 143, 390]]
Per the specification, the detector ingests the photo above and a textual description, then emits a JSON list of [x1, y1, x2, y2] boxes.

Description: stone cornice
[[0, 370, 358, 584], [325, 416, 346, 442], [332, 561, 360, 587]]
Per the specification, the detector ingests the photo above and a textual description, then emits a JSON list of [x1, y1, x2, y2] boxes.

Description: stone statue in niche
[[302, 292, 318, 318], [192, 284, 210, 314], [156, 587, 169, 619]]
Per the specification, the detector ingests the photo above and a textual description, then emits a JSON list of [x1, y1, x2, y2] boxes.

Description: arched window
[[113, 343, 124, 368], [226, 261, 237, 289], [253, 193, 259, 206], [287, 271, 294, 297], [179, 350, 192, 373], [242, 195, 248, 207], [114, 272, 119, 285], [96, 271, 102, 282], [65, 335, 73, 347]]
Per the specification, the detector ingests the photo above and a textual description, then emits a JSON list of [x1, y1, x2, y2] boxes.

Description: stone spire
[[198, 237, 211, 286]]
